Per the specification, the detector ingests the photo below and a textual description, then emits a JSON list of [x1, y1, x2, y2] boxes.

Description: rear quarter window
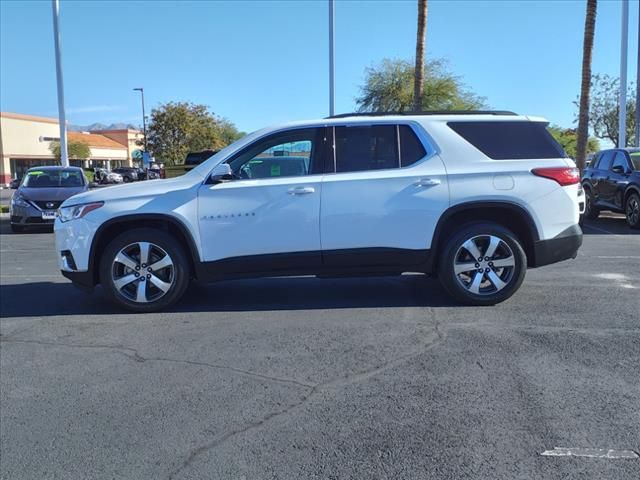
[[448, 121, 567, 160]]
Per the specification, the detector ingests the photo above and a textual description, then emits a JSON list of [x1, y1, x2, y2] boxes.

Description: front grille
[[32, 200, 62, 210]]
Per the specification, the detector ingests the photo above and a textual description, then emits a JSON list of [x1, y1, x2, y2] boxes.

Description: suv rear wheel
[[438, 222, 527, 306], [625, 192, 640, 229], [99, 228, 190, 312]]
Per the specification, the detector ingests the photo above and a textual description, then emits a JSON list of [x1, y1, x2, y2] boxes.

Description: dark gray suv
[[9, 166, 89, 232]]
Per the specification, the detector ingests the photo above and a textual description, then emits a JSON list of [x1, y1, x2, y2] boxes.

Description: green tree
[[217, 118, 244, 146], [575, 0, 597, 171], [577, 74, 636, 148], [356, 58, 486, 112], [146, 102, 241, 165], [49, 139, 91, 161], [548, 125, 600, 159]]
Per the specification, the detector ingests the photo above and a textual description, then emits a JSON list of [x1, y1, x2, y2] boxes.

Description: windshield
[[22, 169, 85, 188]]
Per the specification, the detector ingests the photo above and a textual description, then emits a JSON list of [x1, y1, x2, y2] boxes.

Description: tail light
[[531, 167, 580, 186]]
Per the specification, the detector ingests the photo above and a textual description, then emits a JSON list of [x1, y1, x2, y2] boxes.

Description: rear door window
[[448, 121, 567, 160], [335, 125, 398, 172], [399, 125, 427, 167]]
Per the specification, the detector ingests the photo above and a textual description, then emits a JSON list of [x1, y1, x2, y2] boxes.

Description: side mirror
[[210, 163, 233, 184], [9, 179, 20, 189], [611, 165, 626, 174]]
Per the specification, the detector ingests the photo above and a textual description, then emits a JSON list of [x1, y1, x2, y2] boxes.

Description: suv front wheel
[[438, 222, 527, 306], [99, 228, 190, 312]]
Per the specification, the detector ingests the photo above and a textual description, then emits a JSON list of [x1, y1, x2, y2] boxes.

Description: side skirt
[[195, 248, 432, 282]]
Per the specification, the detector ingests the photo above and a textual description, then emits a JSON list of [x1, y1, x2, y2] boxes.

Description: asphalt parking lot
[[1, 214, 638, 480]]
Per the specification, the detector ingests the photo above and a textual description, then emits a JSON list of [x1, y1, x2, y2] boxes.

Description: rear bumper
[[532, 224, 583, 267]]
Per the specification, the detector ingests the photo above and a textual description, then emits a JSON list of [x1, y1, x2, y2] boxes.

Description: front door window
[[227, 128, 324, 180]]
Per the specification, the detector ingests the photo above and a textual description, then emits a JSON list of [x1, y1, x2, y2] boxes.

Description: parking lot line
[[541, 447, 639, 459]]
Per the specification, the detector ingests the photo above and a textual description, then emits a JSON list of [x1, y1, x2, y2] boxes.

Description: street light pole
[[619, 0, 629, 148], [328, 0, 335, 117], [635, 2, 640, 147], [133, 87, 147, 151], [51, 0, 68, 167]]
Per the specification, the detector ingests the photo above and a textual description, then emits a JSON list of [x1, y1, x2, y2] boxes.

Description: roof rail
[[326, 110, 518, 119]]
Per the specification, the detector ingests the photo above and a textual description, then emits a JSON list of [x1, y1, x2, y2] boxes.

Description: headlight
[[58, 202, 104, 222], [11, 195, 30, 208]]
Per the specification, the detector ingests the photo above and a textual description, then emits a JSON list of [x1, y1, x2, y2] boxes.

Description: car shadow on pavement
[[581, 215, 639, 235], [0, 275, 458, 319]]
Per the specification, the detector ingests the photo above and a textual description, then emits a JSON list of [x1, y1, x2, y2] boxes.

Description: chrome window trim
[[202, 120, 441, 183]]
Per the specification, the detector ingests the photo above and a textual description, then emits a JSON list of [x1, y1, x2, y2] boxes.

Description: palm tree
[[576, 0, 597, 171], [413, 0, 428, 111]]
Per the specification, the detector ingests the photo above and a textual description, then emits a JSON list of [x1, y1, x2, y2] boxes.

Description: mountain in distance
[[68, 122, 138, 132]]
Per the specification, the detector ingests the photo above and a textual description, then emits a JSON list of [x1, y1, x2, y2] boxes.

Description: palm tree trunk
[[413, 0, 428, 111], [576, 0, 597, 171]]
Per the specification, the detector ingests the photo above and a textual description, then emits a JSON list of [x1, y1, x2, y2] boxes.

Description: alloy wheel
[[627, 196, 639, 226], [453, 234, 516, 295], [111, 242, 174, 303]]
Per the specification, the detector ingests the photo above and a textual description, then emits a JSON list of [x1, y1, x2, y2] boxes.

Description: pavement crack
[[166, 310, 446, 479], [3, 312, 446, 480], [0, 338, 313, 390], [167, 386, 319, 480]]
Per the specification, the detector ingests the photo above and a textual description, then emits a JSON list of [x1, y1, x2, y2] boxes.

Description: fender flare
[[88, 213, 201, 285]]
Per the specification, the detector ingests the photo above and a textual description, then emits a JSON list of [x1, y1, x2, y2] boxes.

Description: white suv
[[55, 112, 583, 312]]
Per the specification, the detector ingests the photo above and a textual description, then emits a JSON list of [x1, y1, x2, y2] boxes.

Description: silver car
[[9, 166, 89, 232]]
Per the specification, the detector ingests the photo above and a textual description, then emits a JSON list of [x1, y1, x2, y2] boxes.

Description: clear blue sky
[[0, 0, 637, 134]]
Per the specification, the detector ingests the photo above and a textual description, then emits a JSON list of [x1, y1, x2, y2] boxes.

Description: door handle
[[415, 178, 441, 187], [288, 186, 315, 195]]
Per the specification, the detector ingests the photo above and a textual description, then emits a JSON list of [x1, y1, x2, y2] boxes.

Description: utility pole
[[619, 0, 629, 148], [328, 0, 335, 117], [51, 0, 68, 167], [133, 88, 147, 151]]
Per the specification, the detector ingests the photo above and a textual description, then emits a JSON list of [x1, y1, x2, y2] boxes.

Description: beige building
[[0, 112, 143, 185]]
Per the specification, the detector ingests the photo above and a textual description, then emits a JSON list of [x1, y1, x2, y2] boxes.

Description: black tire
[[625, 192, 640, 229], [99, 228, 191, 312], [584, 187, 600, 220], [437, 222, 527, 306], [123, 176, 132, 183], [10, 224, 25, 233]]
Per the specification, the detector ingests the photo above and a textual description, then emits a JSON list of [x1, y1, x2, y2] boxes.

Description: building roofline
[[91, 128, 142, 134], [1, 111, 59, 124]]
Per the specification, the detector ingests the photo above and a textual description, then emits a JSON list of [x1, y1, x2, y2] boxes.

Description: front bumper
[[10, 204, 56, 226], [532, 224, 583, 267], [61, 270, 95, 290], [54, 217, 96, 275]]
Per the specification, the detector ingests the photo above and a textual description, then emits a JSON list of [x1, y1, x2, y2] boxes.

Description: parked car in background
[[148, 162, 165, 179], [582, 148, 640, 229], [10, 166, 89, 232], [55, 111, 583, 312], [112, 167, 141, 183], [94, 168, 123, 185], [185, 150, 217, 167]]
